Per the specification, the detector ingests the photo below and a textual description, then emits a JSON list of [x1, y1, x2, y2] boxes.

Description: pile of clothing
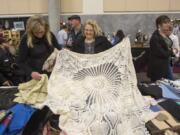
[[138, 79, 180, 134], [0, 75, 60, 135]]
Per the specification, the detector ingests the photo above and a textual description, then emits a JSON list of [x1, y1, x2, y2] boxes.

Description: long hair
[[26, 15, 52, 48], [83, 20, 103, 38]]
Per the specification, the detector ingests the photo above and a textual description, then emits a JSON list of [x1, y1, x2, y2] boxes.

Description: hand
[[2, 80, 13, 86], [173, 48, 178, 54], [31, 72, 42, 80]]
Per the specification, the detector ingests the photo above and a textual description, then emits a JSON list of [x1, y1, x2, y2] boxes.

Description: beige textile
[[165, 130, 178, 135], [43, 48, 59, 72], [14, 74, 48, 108], [46, 38, 156, 135]]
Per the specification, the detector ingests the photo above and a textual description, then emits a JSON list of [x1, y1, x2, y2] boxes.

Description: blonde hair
[[26, 15, 52, 48], [83, 20, 103, 37]]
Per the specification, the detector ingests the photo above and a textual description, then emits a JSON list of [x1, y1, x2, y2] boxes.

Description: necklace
[[85, 38, 95, 43]]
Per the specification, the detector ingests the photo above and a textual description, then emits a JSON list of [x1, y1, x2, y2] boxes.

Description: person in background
[[71, 19, 112, 54], [67, 16, 73, 32], [173, 23, 180, 42], [0, 38, 25, 86], [169, 25, 180, 58], [166, 25, 180, 80], [147, 15, 173, 82], [57, 24, 68, 48], [66, 15, 83, 48], [18, 15, 61, 81], [112, 29, 125, 45]]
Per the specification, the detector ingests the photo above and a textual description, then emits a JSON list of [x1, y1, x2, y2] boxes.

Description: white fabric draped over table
[[45, 38, 156, 135]]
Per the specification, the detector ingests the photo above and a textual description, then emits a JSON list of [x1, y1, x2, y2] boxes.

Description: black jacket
[[0, 48, 15, 84], [0, 48, 25, 85], [147, 30, 172, 81], [17, 33, 60, 79], [66, 27, 83, 49], [71, 26, 83, 46], [71, 36, 112, 54]]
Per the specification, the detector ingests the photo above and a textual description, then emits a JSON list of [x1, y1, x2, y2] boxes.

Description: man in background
[[66, 15, 83, 48], [57, 24, 68, 48]]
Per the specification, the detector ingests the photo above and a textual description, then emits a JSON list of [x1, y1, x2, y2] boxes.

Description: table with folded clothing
[[138, 79, 180, 135], [1, 41, 180, 135], [1, 80, 180, 135], [0, 75, 60, 135]]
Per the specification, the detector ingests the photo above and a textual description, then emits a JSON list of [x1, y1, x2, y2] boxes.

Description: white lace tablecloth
[[46, 38, 155, 135]]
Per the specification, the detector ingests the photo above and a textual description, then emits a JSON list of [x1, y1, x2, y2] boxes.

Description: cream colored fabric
[[14, 74, 48, 108], [43, 48, 59, 72], [46, 38, 156, 135], [165, 130, 178, 135]]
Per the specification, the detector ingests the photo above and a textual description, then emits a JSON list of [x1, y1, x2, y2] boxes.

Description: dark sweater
[[71, 36, 112, 54], [18, 33, 60, 79], [0, 48, 15, 84], [147, 30, 173, 81]]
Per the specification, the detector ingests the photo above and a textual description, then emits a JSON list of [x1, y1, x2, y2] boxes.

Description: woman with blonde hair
[[71, 19, 112, 54], [18, 15, 60, 81]]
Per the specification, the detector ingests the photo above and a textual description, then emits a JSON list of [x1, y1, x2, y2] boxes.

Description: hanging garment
[[45, 37, 156, 135], [14, 74, 48, 108], [43, 48, 59, 73], [158, 84, 180, 101], [138, 84, 163, 99]]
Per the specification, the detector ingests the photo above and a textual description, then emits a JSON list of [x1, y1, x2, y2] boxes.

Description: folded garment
[[159, 84, 180, 101], [159, 99, 180, 121], [0, 104, 36, 135], [150, 105, 162, 112], [14, 74, 48, 108], [159, 79, 180, 94], [138, 84, 163, 99], [146, 110, 180, 135]]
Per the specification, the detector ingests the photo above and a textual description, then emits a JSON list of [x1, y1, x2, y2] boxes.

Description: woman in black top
[[147, 15, 173, 82], [18, 15, 61, 81], [71, 20, 112, 54]]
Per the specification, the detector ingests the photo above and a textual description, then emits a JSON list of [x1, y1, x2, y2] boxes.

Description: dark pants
[[167, 64, 174, 80]]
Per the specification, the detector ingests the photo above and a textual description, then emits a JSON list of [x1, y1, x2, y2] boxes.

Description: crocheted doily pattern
[[46, 38, 153, 135]]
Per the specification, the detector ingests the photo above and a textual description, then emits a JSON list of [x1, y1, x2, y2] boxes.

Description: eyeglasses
[[84, 29, 94, 32]]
